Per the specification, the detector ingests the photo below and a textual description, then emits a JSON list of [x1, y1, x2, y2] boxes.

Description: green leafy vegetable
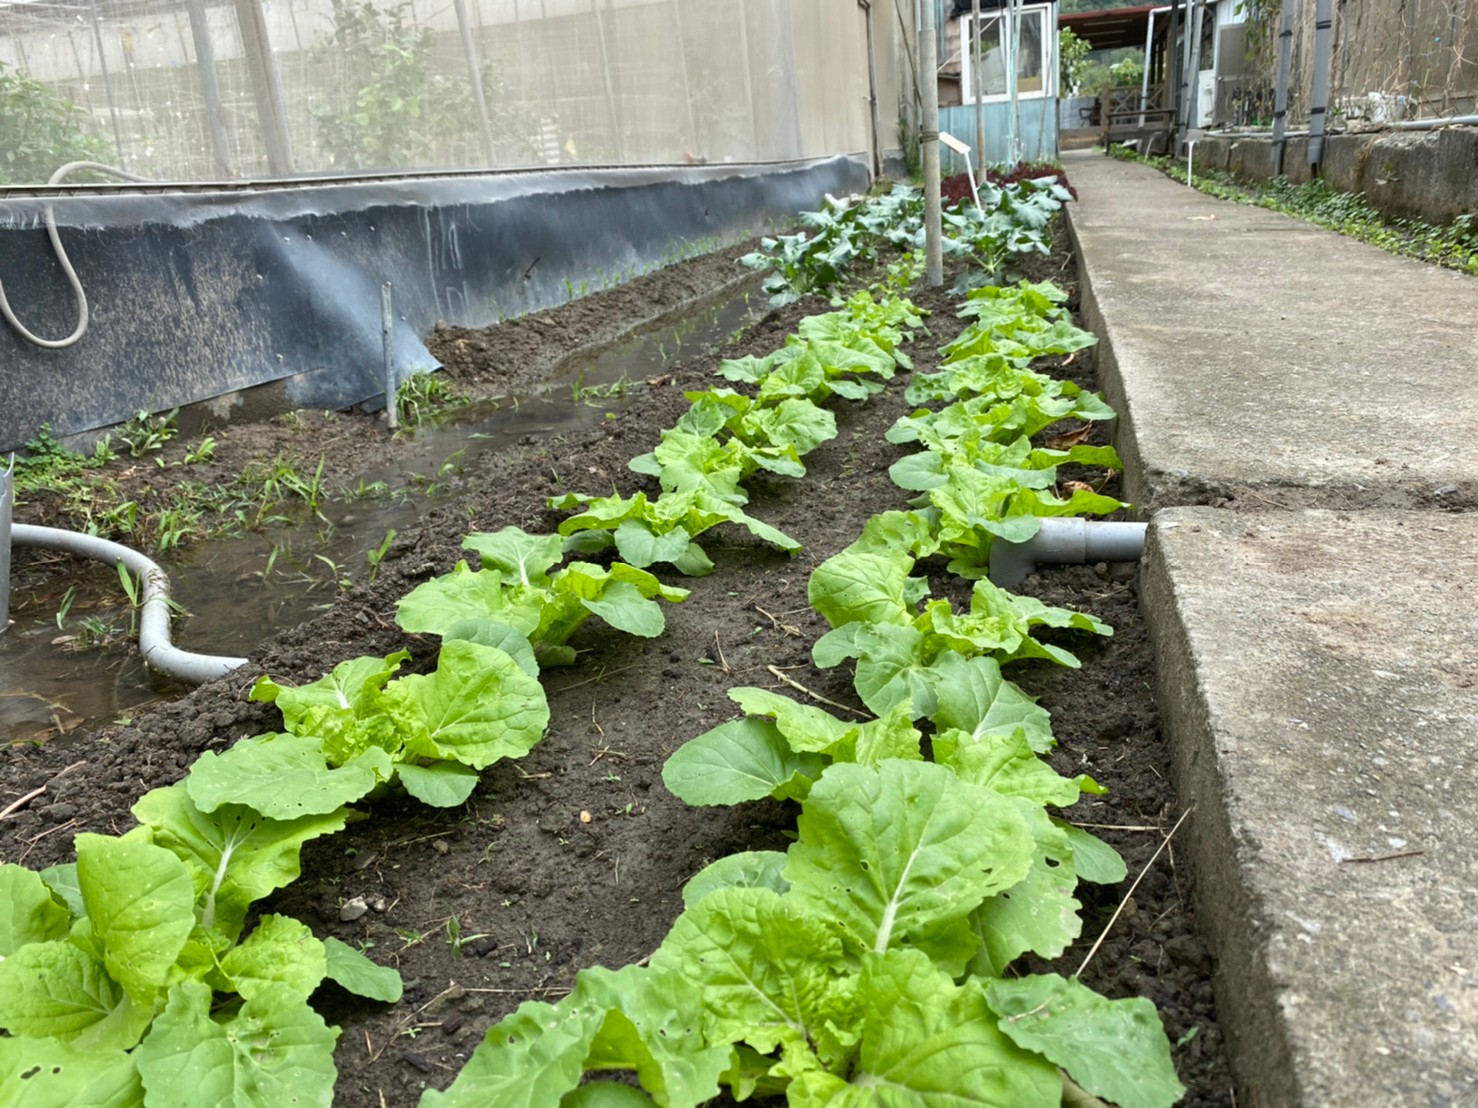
[[76, 833, 197, 1003], [0, 1035, 142, 1108], [783, 760, 1036, 965], [661, 719, 826, 806], [322, 937, 404, 1003], [133, 980, 339, 1108], [0, 863, 70, 956], [986, 974, 1185, 1108], [397, 527, 691, 631]]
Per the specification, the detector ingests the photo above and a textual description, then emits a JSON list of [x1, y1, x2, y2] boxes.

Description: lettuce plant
[[627, 388, 838, 489], [718, 332, 898, 403], [186, 636, 551, 815], [423, 761, 1182, 1108], [806, 544, 1111, 718], [549, 487, 800, 577], [0, 786, 400, 1108], [396, 525, 690, 644], [740, 182, 1071, 304]]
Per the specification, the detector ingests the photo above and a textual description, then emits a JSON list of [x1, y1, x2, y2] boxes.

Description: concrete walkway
[[1063, 151, 1478, 1108]]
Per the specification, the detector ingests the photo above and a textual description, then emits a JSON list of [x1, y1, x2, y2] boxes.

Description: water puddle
[[1, 283, 760, 747]]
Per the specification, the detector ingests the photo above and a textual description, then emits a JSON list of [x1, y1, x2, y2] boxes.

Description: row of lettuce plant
[[420, 281, 1188, 1106], [541, 269, 925, 576], [0, 199, 1132, 1106], [0, 545, 704, 1105], [0, 247, 934, 1108], [740, 178, 1073, 305]]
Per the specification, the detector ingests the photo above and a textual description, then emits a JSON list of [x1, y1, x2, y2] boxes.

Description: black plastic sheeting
[[0, 156, 868, 451]]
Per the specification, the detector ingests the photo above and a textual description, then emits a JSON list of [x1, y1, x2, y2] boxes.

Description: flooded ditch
[[1, 281, 761, 747]]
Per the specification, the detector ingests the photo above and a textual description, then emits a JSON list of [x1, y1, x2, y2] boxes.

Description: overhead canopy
[[1058, 4, 1163, 52]]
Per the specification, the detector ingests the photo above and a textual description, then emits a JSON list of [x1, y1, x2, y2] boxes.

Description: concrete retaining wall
[[1192, 127, 1478, 224]]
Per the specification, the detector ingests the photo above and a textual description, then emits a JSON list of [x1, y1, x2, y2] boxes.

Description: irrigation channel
[[0, 282, 761, 747]]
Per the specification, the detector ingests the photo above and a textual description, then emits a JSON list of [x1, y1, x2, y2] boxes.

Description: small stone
[[371, 897, 388, 913], [339, 896, 369, 922], [433, 840, 450, 856]]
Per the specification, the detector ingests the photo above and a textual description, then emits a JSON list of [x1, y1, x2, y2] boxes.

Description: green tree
[[312, 0, 467, 170], [0, 62, 108, 185], [311, 1, 538, 171], [1059, 28, 1092, 95]]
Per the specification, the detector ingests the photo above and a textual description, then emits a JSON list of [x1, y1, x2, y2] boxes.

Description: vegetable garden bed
[[1, 196, 1233, 1106]]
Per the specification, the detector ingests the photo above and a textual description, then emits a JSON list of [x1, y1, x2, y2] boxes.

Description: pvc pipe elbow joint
[[988, 518, 1148, 587], [9, 523, 247, 685]]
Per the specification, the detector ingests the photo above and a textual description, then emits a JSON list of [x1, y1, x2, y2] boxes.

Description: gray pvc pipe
[[989, 518, 1148, 587], [9, 523, 247, 684], [0, 460, 11, 634]]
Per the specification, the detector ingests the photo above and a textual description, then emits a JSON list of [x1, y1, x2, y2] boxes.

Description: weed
[[571, 375, 632, 406], [446, 915, 492, 960], [115, 564, 142, 635], [116, 409, 179, 458], [245, 455, 329, 527], [75, 617, 120, 649], [367, 528, 396, 583], [396, 370, 468, 428], [182, 436, 217, 464], [314, 554, 353, 592], [344, 479, 391, 501], [54, 586, 76, 630], [153, 506, 205, 554], [395, 927, 427, 950]]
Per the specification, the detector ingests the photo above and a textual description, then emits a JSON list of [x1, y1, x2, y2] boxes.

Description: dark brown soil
[[0, 229, 1234, 1106]]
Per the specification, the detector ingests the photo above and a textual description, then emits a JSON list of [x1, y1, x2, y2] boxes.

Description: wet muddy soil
[[0, 230, 1234, 1106]]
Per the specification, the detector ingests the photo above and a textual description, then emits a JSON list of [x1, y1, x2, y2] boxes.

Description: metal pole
[[1180, 0, 1195, 129], [86, 2, 129, 167], [1, 459, 12, 635], [382, 283, 398, 432], [184, 0, 234, 177], [1186, 0, 1205, 136], [1166, 0, 1181, 146], [920, 0, 943, 286], [860, 0, 884, 179], [671, 0, 701, 159], [1308, 0, 1333, 170], [736, 0, 762, 159], [591, 0, 625, 162], [971, 0, 985, 166], [783, 1, 805, 158], [1005, 0, 1020, 163], [1270, 0, 1296, 172], [232, 0, 294, 175], [452, 0, 497, 166]]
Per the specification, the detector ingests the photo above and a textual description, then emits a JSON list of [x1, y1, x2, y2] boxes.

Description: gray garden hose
[[9, 523, 247, 684], [0, 161, 155, 350]]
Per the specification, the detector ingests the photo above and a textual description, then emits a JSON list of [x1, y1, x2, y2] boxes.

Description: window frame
[[958, 4, 1058, 105]]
